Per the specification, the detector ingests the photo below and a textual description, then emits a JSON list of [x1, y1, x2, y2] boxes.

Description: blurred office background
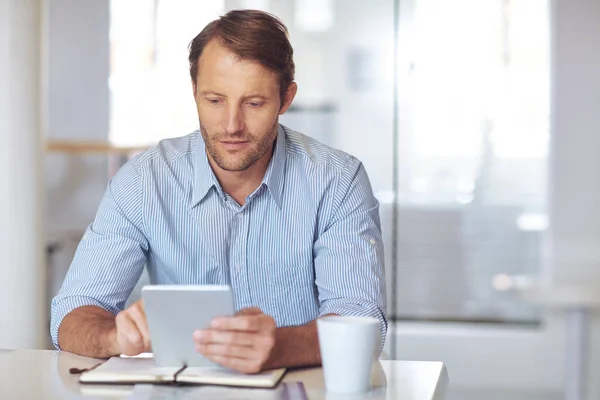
[[2, 0, 600, 398]]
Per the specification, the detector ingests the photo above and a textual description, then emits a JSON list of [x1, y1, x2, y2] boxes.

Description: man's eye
[[207, 99, 220, 105], [248, 102, 262, 108]]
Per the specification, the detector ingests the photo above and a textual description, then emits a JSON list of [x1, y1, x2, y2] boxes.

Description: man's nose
[[223, 105, 245, 134]]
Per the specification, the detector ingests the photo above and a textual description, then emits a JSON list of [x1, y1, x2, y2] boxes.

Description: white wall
[[549, 0, 600, 284], [549, 0, 600, 398], [0, 0, 46, 349], [45, 0, 109, 232]]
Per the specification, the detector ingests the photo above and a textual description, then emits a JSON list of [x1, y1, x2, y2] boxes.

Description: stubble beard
[[200, 119, 279, 172]]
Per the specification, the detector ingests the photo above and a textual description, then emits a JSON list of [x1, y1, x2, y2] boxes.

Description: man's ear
[[278, 82, 298, 115]]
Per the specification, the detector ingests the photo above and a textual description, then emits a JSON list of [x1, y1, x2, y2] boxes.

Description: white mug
[[317, 315, 381, 393]]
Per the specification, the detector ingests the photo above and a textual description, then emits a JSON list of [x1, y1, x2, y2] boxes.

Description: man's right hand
[[114, 300, 152, 356]]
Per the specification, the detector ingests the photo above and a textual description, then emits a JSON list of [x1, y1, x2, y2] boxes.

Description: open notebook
[[79, 356, 287, 388]]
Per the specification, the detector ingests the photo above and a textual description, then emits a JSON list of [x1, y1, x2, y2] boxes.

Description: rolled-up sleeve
[[314, 157, 388, 351], [50, 160, 149, 348]]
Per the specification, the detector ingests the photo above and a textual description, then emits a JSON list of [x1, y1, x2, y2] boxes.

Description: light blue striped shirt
[[51, 125, 387, 349]]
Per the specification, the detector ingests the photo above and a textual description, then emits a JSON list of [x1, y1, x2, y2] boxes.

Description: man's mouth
[[220, 140, 250, 150]]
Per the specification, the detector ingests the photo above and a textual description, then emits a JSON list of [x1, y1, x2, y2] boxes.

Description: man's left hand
[[193, 307, 276, 373]]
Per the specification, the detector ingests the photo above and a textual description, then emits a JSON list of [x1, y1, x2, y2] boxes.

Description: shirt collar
[[261, 125, 286, 209], [189, 125, 286, 209], [190, 132, 223, 208]]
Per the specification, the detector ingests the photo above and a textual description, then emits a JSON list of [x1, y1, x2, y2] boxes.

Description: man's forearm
[[57, 306, 119, 358], [265, 319, 323, 370]]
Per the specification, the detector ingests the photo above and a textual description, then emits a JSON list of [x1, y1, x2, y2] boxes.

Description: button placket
[[229, 210, 250, 306], [235, 213, 245, 275]]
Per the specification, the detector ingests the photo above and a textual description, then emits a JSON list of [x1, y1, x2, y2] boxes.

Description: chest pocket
[[265, 251, 315, 288], [251, 213, 316, 288]]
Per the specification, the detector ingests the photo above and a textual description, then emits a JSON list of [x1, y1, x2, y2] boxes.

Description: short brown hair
[[188, 9, 295, 103]]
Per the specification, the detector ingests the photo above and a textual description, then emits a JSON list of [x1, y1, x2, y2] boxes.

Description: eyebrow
[[199, 91, 269, 101], [199, 91, 226, 97]]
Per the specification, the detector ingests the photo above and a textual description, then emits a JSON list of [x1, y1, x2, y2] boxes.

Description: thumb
[[136, 299, 146, 314]]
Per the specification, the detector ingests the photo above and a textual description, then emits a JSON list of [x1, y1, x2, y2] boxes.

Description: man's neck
[[208, 146, 274, 206]]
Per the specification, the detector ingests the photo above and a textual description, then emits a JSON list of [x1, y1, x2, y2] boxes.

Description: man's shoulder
[[129, 131, 199, 172], [283, 126, 358, 172]]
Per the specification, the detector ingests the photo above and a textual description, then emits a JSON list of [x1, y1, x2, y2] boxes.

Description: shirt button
[[236, 213, 243, 219], [236, 265, 242, 273], [369, 238, 376, 246]]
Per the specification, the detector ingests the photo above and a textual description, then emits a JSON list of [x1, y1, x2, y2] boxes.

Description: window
[[109, 0, 225, 146], [393, 0, 549, 322]]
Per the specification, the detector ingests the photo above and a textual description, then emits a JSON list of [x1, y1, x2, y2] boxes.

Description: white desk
[[0, 349, 448, 399]]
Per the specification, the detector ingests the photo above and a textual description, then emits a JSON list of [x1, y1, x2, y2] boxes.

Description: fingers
[[194, 309, 277, 373], [194, 334, 272, 374], [193, 329, 275, 356], [193, 329, 257, 347], [210, 313, 275, 333], [196, 343, 261, 361], [115, 301, 151, 356], [127, 302, 151, 350], [115, 313, 143, 356]]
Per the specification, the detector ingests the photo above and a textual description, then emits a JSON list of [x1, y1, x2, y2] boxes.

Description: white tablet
[[142, 285, 235, 367]]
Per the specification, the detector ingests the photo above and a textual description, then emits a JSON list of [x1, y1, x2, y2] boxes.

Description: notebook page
[[177, 366, 286, 387], [98, 357, 180, 374], [79, 357, 180, 383]]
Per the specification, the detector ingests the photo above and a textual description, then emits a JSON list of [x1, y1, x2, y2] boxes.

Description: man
[[51, 9, 387, 374]]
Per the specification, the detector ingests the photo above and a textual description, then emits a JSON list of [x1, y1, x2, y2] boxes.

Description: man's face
[[193, 40, 295, 172]]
